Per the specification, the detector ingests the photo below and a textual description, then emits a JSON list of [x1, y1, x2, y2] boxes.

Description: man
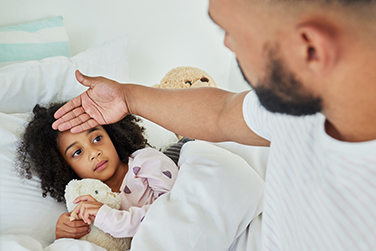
[[53, 0, 376, 250]]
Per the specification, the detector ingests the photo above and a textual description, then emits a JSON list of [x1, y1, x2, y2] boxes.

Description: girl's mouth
[[95, 160, 108, 172]]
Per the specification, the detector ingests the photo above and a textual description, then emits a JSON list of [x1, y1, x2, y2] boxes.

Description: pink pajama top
[[93, 147, 178, 238]]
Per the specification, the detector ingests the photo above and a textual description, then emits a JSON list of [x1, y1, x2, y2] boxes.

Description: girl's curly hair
[[16, 102, 149, 202]]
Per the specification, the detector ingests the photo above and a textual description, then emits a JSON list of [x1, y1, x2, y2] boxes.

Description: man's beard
[[237, 46, 322, 116]]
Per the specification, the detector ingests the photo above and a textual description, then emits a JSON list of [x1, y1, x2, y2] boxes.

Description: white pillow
[[0, 34, 176, 149], [0, 16, 71, 67], [0, 36, 176, 248], [0, 112, 66, 248], [0, 36, 129, 114]]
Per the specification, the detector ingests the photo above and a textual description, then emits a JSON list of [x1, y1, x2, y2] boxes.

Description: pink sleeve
[[94, 204, 151, 238], [94, 148, 178, 238], [132, 148, 178, 199]]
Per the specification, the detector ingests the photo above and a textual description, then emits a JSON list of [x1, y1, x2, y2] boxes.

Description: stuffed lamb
[[65, 179, 132, 251]]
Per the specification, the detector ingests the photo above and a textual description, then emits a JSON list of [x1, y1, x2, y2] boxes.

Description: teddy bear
[[65, 179, 132, 251], [152, 66, 218, 89], [153, 66, 218, 141]]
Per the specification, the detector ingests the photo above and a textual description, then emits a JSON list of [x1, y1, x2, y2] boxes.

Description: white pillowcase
[[0, 36, 176, 249]]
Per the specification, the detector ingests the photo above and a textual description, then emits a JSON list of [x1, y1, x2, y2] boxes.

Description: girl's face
[[57, 126, 125, 183]]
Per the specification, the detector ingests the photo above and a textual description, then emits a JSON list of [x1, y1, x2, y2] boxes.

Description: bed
[[0, 2, 269, 250]]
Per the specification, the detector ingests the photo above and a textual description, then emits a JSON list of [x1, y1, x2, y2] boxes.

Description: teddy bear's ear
[[64, 179, 80, 211]]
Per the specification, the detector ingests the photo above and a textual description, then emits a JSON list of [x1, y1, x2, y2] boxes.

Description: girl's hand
[[52, 70, 129, 133], [55, 212, 90, 239], [72, 195, 104, 225]]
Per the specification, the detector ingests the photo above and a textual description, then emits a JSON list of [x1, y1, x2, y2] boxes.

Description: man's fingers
[[54, 95, 83, 120], [54, 112, 90, 131], [75, 70, 97, 88], [53, 106, 102, 133], [75, 70, 86, 85], [70, 119, 100, 134]]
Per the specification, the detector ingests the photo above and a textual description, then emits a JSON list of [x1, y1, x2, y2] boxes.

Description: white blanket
[[1, 141, 266, 251], [130, 141, 265, 251]]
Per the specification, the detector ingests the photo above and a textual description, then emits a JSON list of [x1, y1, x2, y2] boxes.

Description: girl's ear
[[296, 23, 338, 76]]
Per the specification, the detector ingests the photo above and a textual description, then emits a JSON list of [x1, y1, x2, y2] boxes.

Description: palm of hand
[[53, 74, 129, 133], [82, 78, 128, 125]]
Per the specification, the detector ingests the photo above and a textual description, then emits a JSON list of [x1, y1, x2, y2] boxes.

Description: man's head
[[209, 0, 376, 116]]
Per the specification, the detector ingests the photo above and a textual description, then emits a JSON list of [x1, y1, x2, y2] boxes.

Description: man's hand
[[52, 70, 129, 133], [55, 212, 90, 239], [71, 195, 104, 225]]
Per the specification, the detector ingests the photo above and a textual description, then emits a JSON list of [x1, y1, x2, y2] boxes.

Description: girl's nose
[[90, 150, 102, 161]]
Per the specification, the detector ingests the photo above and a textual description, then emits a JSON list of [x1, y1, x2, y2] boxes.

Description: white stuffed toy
[[65, 179, 132, 251]]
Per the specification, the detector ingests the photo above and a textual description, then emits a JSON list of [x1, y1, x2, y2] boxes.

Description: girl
[[16, 102, 178, 239]]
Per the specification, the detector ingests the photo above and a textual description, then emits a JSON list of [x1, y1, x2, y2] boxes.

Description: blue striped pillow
[[0, 16, 71, 67]]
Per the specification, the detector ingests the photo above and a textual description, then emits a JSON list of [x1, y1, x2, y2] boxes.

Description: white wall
[[0, 0, 250, 92]]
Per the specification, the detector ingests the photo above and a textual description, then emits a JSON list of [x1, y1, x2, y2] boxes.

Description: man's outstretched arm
[[53, 70, 269, 146]]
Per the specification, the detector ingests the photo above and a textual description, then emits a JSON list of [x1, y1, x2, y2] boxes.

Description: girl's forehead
[[57, 126, 106, 146], [59, 125, 105, 136]]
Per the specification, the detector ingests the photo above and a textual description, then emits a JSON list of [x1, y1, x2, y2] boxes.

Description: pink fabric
[[94, 148, 178, 238]]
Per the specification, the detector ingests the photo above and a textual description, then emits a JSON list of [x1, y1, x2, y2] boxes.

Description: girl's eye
[[73, 149, 82, 157], [94, 135, 102, 143]]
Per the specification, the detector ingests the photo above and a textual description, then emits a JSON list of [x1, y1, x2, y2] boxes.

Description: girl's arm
[[94, 149, 178, 238], [94, 204, 152, 238], [142, 150, 178, 198]]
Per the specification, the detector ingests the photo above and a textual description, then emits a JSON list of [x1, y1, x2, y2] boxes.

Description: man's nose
[[224, 33, 233, 51]]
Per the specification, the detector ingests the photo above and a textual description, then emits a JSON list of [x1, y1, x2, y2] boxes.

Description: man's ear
[[296, 23, 338, 76], [280, 22, 338, 77]]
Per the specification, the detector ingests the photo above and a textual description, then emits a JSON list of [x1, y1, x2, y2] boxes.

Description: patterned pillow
[[0, 16, 71, 67]]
